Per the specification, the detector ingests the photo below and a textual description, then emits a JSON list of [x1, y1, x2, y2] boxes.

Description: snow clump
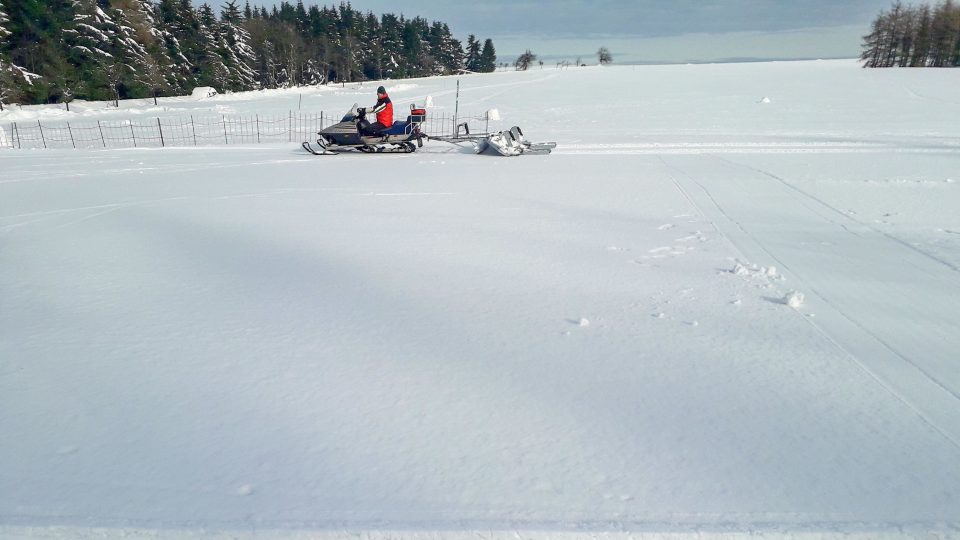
[[784, 291, 805, 308], [191, 87, 218, 99]]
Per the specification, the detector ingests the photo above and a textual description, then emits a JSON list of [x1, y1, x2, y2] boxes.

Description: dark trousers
[[358, 119, 387, 136]]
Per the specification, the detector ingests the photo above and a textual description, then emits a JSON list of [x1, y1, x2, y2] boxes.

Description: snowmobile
[[302, 103, 426, 155]]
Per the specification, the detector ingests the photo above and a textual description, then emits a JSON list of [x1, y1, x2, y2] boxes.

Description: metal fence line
[[1, 110, 492, 151]]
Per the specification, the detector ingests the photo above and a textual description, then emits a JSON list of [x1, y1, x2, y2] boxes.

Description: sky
[[208, 0, 895, 62]]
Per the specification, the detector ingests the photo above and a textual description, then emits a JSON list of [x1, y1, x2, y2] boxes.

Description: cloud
[[199, 0, 891, 61], [282, 0, 892, 37]]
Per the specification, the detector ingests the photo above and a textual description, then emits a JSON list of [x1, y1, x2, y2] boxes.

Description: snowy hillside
[[1, 60, 959, 540]]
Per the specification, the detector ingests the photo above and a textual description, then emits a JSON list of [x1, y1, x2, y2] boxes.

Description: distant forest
[[0, 0, 498, 105], [861, 0, 960, 67]]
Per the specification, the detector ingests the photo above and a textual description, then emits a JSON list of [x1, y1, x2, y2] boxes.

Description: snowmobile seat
[[384, 121, 411, 135]]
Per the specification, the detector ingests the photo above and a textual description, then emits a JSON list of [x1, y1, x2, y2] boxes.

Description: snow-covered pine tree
[[379, 13, 402, 79], [0, 0, 16, 107], [302, 57, 322, 85], [103, 5, 156, 100], [402, 17, 432, 77], [294, 0, 307, 34], [158, 0, 208, 90], [195, 3, 229, 89], [361, 12, 382, 81], [447, 33, 465, 74], [219, 0, 258, 91], [427, 22, 462, 75], [122, 0, 178, 97], [62, 0, 117, 100], [426, 21, 446, 75], [0, 0, 10, 41], [1, 0, 503, 102], [465, 34, 480, 72]]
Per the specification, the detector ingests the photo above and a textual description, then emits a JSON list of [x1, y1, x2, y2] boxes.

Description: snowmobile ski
[[302, 141, 338, 155]]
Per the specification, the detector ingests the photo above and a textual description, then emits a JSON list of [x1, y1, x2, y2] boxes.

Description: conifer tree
[[62, 0, 115, 100], [107, 5, 158, 99], [479, 38, 496, 72], [126, 0, 178, 96], [0, 0, 18, 106], [0, 0, 499, 102], [219, 0, 258, 90], [6, 0, 69, 101], [196, 3, 229, 88], [465, 34, 480, 72]]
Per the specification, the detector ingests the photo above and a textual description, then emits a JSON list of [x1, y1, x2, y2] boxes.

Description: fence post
[[157, 118, 165, 147], [223, 115, 228, 144], [288, 111, 292, 142], [38, 120, 47, 149], [130, 122, 137, 147], [97, 121, 106, 147], [190, 115, 197, 146], [454, 79, 460, 133], [67, 122, 76, 149], [13, 122, 21, 149], [256, 114, 260, 144]]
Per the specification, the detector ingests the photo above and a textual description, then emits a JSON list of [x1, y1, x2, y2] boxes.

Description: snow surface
[[2, 60, 960, 539]]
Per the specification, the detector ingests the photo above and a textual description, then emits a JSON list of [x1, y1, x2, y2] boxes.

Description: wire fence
[[0, 111, 492, 150]]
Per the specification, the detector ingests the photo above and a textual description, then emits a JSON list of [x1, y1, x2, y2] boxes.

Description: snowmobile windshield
[[342, 103, 360, 122]]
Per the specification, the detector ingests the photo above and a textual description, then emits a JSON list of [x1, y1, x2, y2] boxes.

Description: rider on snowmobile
[[358, 86, 394, 136]]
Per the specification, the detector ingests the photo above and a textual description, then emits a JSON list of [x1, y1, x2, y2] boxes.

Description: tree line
[[0, 0, 499, 106], [861, 0, 960, 67]]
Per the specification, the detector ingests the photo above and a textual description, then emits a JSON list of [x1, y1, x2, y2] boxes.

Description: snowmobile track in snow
[[659, 154, 960, 451], [556, 141, 960, 155]]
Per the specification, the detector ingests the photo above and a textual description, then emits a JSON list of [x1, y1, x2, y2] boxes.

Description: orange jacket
[[371, 94, 394, 126]]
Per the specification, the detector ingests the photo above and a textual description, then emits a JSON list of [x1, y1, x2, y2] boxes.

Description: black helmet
[[377, 86, 386, 94]]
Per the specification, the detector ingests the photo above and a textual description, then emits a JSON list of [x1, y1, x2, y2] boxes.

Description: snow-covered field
[[2, 60, 959, 539]]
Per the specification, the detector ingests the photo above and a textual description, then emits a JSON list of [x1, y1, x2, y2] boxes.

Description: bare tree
[[514, 49, 536, 70], [598, 46, 613, 65], [862, 0, 960, 68]]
